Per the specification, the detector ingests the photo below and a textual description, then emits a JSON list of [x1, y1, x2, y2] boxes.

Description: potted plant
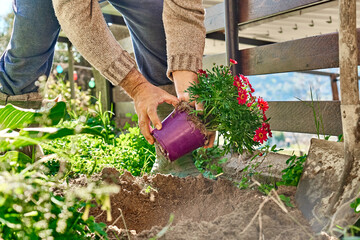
[[152, 59, 271, 161]]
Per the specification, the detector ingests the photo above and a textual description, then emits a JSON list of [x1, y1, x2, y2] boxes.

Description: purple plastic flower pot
[[151, 109, 206, 162]]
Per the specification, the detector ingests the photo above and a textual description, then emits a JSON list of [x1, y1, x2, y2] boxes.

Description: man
[[0, 0, 214, 176]]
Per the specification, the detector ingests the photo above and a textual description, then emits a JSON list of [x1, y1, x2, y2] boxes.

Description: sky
[[0, 0, 12, 17]]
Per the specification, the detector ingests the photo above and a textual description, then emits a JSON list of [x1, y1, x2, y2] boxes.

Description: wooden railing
[[202, 0, 356, 136]]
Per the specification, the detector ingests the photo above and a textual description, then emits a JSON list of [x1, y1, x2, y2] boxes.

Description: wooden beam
[[92, 68, 111, 112], [206, 32, 275, 46], [237, 30, 360, 76], [267, 101, 342, 136], [204, 2, 225, 33], [225, 0, 240, 74], [238, 0, 334, 25], [203, 53, 227, 70], [67, 42, 76, 100], [204, 0, 335, 33]]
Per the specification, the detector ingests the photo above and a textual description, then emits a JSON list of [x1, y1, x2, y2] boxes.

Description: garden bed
[[92, 168, 317, 240]]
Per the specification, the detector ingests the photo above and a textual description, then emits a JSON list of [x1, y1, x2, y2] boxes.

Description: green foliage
[[45, 76, 93, 117], [351, 198, 360, 213], [85, 95, 116, 144], [0, 102, 66, 131], [278, 194, 294, 208], [334, 224, 360, 238], [0, 101, 120, 239], [187, 63, 270, 155], [0, 169, 118, 239], [42, 124, 156, 177], [277, 154, 307, 187], [0, 151, 32, 173], [193, 146, 227, 179]]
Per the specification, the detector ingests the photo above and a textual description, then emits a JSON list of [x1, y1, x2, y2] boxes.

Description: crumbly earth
[[92, 168, 320, 240]]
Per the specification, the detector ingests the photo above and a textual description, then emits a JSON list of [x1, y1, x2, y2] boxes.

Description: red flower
[[258, 98, 269, 112], [230, 59, 238, 64], [250, 86, 255, 93], [237, 89, 248, 105], [253, 127, 268, 144], [197, 69, 208, 77], [262, 122, 272, 137], [233, 75, 243, 88], [263, 113, 267, 121], [240, 75, 249, 85]]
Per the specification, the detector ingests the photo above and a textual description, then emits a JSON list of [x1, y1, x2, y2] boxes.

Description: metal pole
[[67, 42, 76, 100], [330, 73, 339, 101], [332, 0, 360, 221], [224, 0, 240, 75]]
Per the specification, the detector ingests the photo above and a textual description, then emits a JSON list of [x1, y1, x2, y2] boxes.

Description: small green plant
[[277, 154, 307, 187], [193, 146, 227, 179], [334, 224, 360, 238], [278, 194, 295, 208], [86, 94, 116, 144], [296, 87, 326, 139]]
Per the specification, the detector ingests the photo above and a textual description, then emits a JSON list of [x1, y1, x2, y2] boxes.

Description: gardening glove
[[120, 68, 179, 144], [173, 70, 216, 148]]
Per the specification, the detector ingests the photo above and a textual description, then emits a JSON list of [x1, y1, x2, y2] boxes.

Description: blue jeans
[[0, 0, 171, 95]]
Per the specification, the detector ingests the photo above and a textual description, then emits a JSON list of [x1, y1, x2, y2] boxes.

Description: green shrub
[[42, 125, 156, 177], [277, 154, 307, 187], [0, 169, 118, 240]]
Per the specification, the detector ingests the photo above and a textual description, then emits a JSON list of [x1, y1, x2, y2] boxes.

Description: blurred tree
[[0, 12, 14, 52]]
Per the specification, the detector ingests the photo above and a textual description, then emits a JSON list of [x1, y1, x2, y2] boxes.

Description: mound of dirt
[[93, 168, 318, 240]]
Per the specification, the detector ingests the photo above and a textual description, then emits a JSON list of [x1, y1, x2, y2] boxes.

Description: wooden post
[[330, 73, 339, 101], [92, 67, 111, 112], [332, 0, 360, 226], [224, 0, 240, 75], [67, 42, 76, 100]]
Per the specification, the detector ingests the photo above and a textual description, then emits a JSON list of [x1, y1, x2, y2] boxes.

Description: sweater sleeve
[[163, 0, 206, 80], [52, 0, 136, 86]]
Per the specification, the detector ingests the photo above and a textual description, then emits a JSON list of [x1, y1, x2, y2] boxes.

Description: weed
[[277, 154, 307, 187], [193, 146, 227, 179]]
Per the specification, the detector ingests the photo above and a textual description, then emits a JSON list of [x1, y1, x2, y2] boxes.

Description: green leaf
[[279, 194, 294, 208], [0, 151, 32, 172], [0, 104, 36, 130], [0, 102, 66, 131], [0, 127, 104, 152], [44, 101, 67, 126]]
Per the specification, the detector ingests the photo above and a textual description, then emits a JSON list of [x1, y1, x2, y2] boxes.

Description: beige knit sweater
[[52, 0, 206, 86]]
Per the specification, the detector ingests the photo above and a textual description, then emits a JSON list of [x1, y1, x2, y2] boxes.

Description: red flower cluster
[[197, 69, 208, 78], [232, 71, 271, 144], [233, 74, 256, 106], [253, 98, 271, 143]]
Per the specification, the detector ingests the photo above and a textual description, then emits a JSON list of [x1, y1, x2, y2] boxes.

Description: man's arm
[[52, 0, 179, 144], [52, 0, 135, 85], [163, 0, 215, 147], [163, 0, 206, 81]]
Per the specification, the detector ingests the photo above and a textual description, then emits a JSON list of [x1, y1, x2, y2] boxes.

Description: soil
[[92, 168, 322, 240]]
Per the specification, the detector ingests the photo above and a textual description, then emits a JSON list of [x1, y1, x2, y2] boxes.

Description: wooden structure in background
[[205, 0, 359, 233], [203, 0, 359, 137]]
